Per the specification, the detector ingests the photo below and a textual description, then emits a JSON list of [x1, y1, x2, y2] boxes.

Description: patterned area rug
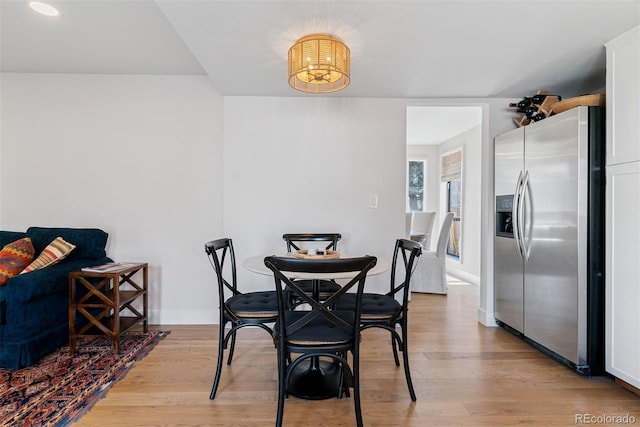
[[0, 331, 168, 427]]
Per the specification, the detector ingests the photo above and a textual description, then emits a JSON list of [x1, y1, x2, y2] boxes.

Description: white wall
[[222, 96, 408, 293], [0, 73, 224, 324], [439, 125, 482, 282], [222, 96, 515, 328], [1, 78, 516, 326]]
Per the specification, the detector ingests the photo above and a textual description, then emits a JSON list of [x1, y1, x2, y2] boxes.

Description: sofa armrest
[[3, 257, 112, 305]]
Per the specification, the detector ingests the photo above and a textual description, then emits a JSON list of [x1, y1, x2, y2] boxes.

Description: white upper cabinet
[[605, 25, 640, 390], [605, 25, 640, 166]]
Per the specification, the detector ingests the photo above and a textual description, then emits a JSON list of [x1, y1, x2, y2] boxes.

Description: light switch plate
[[369, 194, 379, 208]]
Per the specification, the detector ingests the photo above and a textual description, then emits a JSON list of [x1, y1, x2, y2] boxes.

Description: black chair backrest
[[282, 233, 342, 252], [264, 256, 377, 334], [204, 238, 240, 304], [388, 239, 423, 305]]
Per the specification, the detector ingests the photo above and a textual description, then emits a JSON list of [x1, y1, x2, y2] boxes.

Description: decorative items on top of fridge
[[510, 91, 606, 128], [510, 90, 562, 127]]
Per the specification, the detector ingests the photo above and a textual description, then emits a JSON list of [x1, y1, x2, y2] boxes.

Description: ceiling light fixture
[[29, 1, 59, 17], [288, 34, 350, 94]]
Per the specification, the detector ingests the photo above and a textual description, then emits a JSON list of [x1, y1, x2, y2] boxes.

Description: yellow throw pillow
[[0, 237, 36, 285], [21, 237, 76, 274]]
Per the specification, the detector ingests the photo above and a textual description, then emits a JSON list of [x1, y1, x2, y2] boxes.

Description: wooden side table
[[68, 262, 148, 354]]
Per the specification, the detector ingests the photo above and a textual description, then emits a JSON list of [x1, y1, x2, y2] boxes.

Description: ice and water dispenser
[[496, 195, 514, 238]]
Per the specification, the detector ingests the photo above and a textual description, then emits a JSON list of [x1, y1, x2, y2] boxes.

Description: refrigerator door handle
[[520, 170, 532, 261], [513, 170, 525, 259]]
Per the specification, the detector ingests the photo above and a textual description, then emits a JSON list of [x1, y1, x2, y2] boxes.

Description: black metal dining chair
[[282, 233, 342, 307], [204, 238, 279, 400], [282, 233, 342, 253], [264, 255, 377, 427], [335, 238, 423, 401]]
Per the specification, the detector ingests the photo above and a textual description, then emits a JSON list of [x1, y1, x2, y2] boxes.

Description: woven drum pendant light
[[288, 34, 350, 94]]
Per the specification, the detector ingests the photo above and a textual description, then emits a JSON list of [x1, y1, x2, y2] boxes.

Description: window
[[441, 150, 462, 258], [407, 160, 426, 212], [446, 179, 461, 257]]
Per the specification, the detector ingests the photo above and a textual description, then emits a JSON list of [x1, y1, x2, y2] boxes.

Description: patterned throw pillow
[[21, 237, 76, 274], [0, 237, 36, 286]]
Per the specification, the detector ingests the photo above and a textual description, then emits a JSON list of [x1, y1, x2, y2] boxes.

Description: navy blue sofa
[[0, 227, 112, 369]]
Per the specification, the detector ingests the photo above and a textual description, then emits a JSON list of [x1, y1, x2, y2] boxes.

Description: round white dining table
[[242, 253, 390, 279]]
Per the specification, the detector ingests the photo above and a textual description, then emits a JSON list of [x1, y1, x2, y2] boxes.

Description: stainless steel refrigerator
[[494, 106, 605, 375]]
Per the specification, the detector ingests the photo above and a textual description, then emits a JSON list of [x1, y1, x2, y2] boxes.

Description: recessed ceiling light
[[29, 1, 60, 17]]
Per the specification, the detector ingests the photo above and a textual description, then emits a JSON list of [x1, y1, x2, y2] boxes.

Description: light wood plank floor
[[75, 284, 640, 426]]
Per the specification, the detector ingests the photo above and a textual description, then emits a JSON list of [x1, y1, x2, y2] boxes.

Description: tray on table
[[293, 249, 340, 260]]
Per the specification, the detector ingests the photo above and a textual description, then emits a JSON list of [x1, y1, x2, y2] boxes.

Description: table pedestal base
[[287, 358, 343, 400]]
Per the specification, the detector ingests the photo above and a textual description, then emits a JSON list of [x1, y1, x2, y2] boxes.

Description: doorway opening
[[406, 105, 481, 279]]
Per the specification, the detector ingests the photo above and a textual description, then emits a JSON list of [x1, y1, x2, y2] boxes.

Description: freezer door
[[523, 107, 588, 365], [494, 128, 524, 332], [495, 235, 525, 332]]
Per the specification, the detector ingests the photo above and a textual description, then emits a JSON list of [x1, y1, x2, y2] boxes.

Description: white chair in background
[[412, 212, 454, 294], [405, 212, 414, 240], [410, 211, 436, 250]]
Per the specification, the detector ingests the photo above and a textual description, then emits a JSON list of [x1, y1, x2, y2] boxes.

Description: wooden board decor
[[550, 94, 605, 114], [294, 249, 340, 260]]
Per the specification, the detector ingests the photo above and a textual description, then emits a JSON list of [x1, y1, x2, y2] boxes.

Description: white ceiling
[[1, 0, 638, 143], [0, 0, 205, 75]]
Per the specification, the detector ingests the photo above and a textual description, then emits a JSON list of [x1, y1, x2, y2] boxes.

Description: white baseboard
[[150, 308, 216, 325], [477, 307, 498, 327], [447, 268, 480, 286]]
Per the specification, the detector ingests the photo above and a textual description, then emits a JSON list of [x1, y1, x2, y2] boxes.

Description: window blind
[[441, 150, 462, 182]]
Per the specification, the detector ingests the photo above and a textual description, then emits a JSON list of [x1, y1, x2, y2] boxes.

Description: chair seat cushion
[[278, 309, 355, 345], [336, 293, 401, 320], [227, 291, 278, 318]]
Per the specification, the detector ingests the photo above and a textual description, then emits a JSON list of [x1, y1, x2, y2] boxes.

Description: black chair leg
[[353, 350, 363, 427], [210, 323, 226, 399], [335, 352, 351, 399], [391, 332, 401, 366], [276, 348, 287, 427], [401, 325, 417, 401], [337, 359, 351, 399], [227, 330, 237, 365], [337, 363, 345, 399]]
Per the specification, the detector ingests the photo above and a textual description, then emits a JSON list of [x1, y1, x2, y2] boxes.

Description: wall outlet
[[369, 193, 379, 208]]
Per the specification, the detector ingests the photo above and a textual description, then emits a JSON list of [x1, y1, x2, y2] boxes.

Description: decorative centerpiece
[[294, 249, 340, 259]]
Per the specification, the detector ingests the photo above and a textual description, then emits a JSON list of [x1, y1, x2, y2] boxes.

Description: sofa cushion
[[0, 238, 36, 286], [21, 237, 76, 274], [26, 227, 108, 261]]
